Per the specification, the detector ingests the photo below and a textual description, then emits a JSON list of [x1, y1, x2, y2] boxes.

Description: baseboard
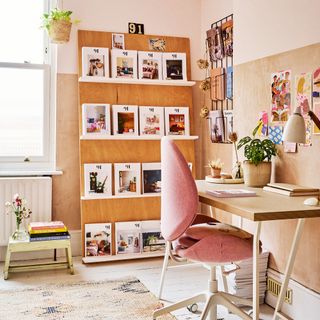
[[0, 230, 81, 261], [266, 268, 320, 320]]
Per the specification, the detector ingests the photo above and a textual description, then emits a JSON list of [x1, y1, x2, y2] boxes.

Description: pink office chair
[[154, 137, 257, 320]]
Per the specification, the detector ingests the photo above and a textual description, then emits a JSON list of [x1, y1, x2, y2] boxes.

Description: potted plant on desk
[[237, 131, 277, 187]]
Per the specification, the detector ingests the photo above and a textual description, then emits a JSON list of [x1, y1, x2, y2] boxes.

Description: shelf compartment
[[80, 135, 199, 141], [81, 194, 161, 200]]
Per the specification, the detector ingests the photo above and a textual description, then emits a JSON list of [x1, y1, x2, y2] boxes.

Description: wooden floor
[[0, 256, 273, 319]]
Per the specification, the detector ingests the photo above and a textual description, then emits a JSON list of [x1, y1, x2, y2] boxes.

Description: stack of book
[[28, 221, 70, 242], [263, 183, 320, 197], [226, 251, 269, 304]]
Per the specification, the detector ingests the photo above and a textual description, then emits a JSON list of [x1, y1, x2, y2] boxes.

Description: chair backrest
[[161, 137, 198, 241]]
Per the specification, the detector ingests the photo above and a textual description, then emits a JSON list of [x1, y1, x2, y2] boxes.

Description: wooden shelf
[[80, 135, 199, 141], [81, 193, 161, 200], [79, 77, 196, 87], [82, 251, 164, 263]]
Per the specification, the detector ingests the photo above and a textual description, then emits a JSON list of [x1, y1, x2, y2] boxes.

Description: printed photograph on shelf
[[164, 107, 190, 136], [139, 106, 164, 136], [222, 19, 233, 57], [162, 52, 187, 81], [142, 163, 161, 194], [223, 110, 233, 141], [112, 33, 125, 50], [82, 47, 109, 80], [84, 163, 112, 198], [115, 221, 141, 254], [206, 26, 224, 62], [226, 66, 233, 99], [114, 163, 141, 196], [82, 104, 111, 136], [211, 67, 225, 101], [112, 105, 139, 135], [85, 223, 112, 257], [148, 38, 166, 51], [111, 49, 138, 79], [208, 110, 224, 143], [138, 51, 163, 80], [141, 220, 165, 253], [271, 70, 291, 124]]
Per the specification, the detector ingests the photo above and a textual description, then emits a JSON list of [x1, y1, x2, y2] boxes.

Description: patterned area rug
[[0, 278, 174, 320]]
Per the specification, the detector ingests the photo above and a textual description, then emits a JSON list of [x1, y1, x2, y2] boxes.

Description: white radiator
[[0, 177, 52, 245]]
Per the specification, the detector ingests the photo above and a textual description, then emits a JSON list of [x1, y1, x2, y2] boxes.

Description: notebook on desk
[[206, 189, 256, 198], [263, 183, 320, 197]]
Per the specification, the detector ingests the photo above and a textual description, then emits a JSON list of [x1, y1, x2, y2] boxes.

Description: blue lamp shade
[[282, 107, 306, 144]]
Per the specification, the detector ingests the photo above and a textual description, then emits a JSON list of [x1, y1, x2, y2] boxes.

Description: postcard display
[[78, 30, 196, 262]]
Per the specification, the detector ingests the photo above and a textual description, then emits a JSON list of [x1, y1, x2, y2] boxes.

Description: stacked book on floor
[[263, 183, 319, 197], [28, 221, 70, 242], [226, 251, 269, 304]]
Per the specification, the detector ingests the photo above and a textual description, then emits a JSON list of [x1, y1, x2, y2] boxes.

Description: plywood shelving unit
[[78, 30, 196, 262]]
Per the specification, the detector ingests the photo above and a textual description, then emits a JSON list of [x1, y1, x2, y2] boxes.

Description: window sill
[[0, 169, 63, 177]]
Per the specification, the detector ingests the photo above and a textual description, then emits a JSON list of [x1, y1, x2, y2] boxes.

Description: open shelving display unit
[[78, 30, 197, 263]]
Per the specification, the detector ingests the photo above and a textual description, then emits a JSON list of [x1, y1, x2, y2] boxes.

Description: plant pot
[[242, 161, 272, 187], [210, 168, 221, 178], [48, 20, 72, 44]]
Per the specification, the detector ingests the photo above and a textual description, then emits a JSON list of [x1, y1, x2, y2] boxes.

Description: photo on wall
[[114, 163, 141, 196], [138, 51, 163, 80], [82, 104, 111, 136], [165, 107, 190, 136], [112, 33, 125, 50], [115, 221, 141, 255], [162, 52, 187, 81], [141, 220, 165, 253], [82, 47, 109, 80], [139, 106, 164, 136], [85, 223, 112, 257], [111, 49, 138, 79], [142, 163, 161, 194], [84, 163, 112, 198], [112, 105, 139, 135]]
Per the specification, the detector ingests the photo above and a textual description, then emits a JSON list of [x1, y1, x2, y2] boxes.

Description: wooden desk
[[196, 180, 320, 320]]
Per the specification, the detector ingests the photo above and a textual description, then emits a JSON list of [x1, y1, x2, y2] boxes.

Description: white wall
[[233, 0, 320, 65], [57, 0, 202, 80]]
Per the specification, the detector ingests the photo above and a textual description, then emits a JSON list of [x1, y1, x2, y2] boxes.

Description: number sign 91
[[128, 22, 144, 34]]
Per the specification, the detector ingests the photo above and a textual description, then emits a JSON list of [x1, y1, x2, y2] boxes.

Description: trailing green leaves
[[41, 8, 74, 31]]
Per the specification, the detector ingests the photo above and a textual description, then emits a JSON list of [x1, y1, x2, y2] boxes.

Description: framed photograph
[[164, 107, 190, 136], [142, 163, 161, 194], [138, 51, 163, 80], [112, 33, 125, 50], [114, 163, 141, 196], [82, 104, 111, 136], [141, 220, 165, 253], [85, 223, 112, 257], [115, 221, 141, 254], [112, 105, 139, 135], [111, 49, 138, 79], [162, 52, 187, 81], [82, 47, 109, 80], [139, 106, 164, 136], [84, 163, 112, 198]]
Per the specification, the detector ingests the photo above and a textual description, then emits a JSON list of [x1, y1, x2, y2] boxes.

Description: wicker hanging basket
[[48, 19, 72, 44]]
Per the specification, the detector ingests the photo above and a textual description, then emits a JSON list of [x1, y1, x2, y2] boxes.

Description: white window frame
[[0, 0, 57, 172]]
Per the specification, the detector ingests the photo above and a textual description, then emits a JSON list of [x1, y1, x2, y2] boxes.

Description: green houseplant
[[237, 130, 277, 187], [42, 8, 75, 44]]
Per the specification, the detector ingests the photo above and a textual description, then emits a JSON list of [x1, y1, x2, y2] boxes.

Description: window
[[0, 0, 54, 171]]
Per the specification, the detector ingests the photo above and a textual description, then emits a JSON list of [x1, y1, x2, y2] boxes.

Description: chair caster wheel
[[187, 303, 198, 313]]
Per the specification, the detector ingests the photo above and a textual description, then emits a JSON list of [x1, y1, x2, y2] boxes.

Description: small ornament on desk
[[208, 159, 224, 178], [200, 105, 209, 118]]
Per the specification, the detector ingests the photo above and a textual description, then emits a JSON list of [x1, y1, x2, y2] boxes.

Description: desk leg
[[3, 246, 11, 280], [253, 222, 262, 320], [272, 218, 305, 320]]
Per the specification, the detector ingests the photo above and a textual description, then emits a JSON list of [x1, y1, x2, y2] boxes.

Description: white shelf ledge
[[0, 170, 63, 177], [81, 193, 161, 200], [80, 135, 199, 141], [82, 251, 164, 263], [79, 77, 196, 87]]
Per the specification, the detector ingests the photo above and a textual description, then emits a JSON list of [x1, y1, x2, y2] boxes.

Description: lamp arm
[[308, 111, 320, 130]]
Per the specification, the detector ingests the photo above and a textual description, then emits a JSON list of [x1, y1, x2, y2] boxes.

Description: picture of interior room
[[0, 1, 319, 320]]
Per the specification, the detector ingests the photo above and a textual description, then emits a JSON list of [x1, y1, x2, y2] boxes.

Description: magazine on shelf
[[82, 47, 109, 80], [208, 110, 224, 143], [115, 221, 141, 254], [84, 163, 112, 198], [82, 104, 111, 136], [85, 223, 112, 257], [139, 106, 164, 136], [112, 33, 125, 50], [226, 66, 233, 99], [162, 52, 187, 81], [114, 163, 141, 196], [223, 110, 233, 141], [111, 49, 138, 79], [206, 189, 256, 198], [112, 105, 139, 135], [165, 107, 190, 136], [141, 220, 165, 253], [138, 51, 163, 80], [142, 163, 161, 194]]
